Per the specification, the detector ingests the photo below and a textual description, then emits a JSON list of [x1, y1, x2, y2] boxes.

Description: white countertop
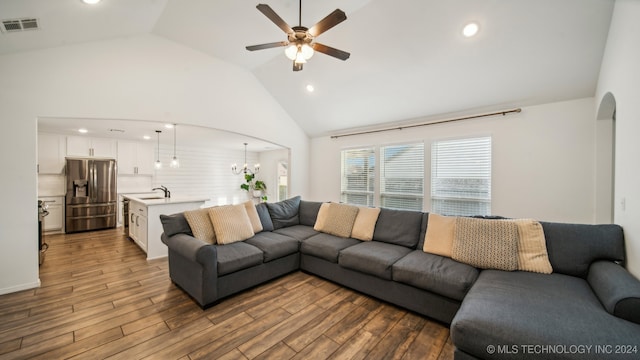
[[124, 194, 209, 206]]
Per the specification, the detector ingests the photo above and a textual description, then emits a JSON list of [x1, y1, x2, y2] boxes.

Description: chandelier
[[231, 143, 260, 175]]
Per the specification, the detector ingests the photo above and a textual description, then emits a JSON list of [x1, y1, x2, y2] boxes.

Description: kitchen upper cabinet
[[37, 133, 66, 174], [67, 136, 116, 158], [117, 141, 154, 175]]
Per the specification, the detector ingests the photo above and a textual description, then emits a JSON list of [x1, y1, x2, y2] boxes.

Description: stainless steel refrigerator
[[65, 158, 117, 233]]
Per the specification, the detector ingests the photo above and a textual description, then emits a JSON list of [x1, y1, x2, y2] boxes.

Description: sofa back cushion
[[266, 195, 301, 229], [541, 222, 625, 278], [299, 200, 322, 226], [372, 208, 423, 248], [255, 203, 274, 231]]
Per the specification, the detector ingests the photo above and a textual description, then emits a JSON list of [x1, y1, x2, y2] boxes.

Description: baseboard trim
[[0, 279, 40, 296]]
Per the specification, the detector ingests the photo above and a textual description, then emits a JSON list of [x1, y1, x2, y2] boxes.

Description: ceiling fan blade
[[256, 4, 294, 34], [246, 41, 289, 51], [293, 61, 303, 71], [308, 9, 347, 37], [312, 43, 350, 61]]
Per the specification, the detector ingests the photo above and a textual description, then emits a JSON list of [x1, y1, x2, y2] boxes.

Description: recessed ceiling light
[[81, 0, 101, 5], [463, 22, 479, 37], [306, 84, 315, 92], [143, 135, 151, 140], [164, 124, 174, 129], [78, 128, 88, 134]]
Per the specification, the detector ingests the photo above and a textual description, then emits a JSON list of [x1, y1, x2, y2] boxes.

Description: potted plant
[[240, 173, 268, 202]]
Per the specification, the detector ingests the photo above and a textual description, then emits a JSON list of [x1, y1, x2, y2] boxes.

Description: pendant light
[[231, 143, 260, 175], [154, 130, 162, 170], [170, 124, 180, 168]]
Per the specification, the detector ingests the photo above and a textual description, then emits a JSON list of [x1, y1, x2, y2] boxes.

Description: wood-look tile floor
[[0, 228, 454, 360]]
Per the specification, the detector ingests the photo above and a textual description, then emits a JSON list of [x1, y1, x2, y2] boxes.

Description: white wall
[[310, 98, 597, 224], [596, 0, 640, 278], [0, 34, 309, 295], [152, 144, 262, 206]]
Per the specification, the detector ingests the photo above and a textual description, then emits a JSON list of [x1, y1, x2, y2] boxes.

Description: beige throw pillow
[[315, 203, 359, 238], [208, 204, 255, 245], [513, 219, 553, 274], [452, 217, 519, 271], [313, 203, 331, 231], [423, 213, 456, 257], [184, 207, 216, 244], [243, 201, 263, 233], [351, 206, 381, 241]]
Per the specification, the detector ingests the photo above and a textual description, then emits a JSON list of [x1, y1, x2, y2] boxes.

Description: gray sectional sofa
[[160, 196, 640, 360]]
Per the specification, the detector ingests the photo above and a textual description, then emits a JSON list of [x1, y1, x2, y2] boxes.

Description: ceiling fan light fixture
[[300, 43, 314, 59], [285, 44, 298, 60], [294, 50, 307, 64]]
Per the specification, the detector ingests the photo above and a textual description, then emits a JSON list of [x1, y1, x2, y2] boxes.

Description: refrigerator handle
[[90, 162, 97, 202]]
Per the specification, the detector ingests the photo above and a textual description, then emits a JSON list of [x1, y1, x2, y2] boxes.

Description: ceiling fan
[[245, 0, 350, 71]]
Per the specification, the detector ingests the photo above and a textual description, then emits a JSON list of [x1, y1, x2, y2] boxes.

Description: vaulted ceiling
[[0, 0, 614, 137]]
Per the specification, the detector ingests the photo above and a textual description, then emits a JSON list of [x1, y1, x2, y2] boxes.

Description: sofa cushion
[[351, 206, 381, 241], [243, 201, 263, 233], [451, 270, 640, 360], [160, 212, 193, 237], [216, 242, 263, 275], [244, 232, 300, 263], [338, 241, 412, 280], [208, 204, 255, 245], [541, 222, 625, 278], [452, 216, 519, 271], [266, 196, 301, 229], [299, 200, 322, 226], [184, 207, 217, 244], [273, 225, 319, 241], [255, 203, 274, 232], [372, 208, 423, 248], [314, 203, 359, 238], [392, 250, 478, 301], [300, 233, 361, 263], [422, 213, 456, 257]]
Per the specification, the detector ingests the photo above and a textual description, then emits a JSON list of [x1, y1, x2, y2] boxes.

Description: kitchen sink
[[137, 196, 165, 200]]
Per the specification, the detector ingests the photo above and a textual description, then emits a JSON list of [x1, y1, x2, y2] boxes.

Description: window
[[341, 143, 424, 211], [276, 161, 288, 201], [341, 147, 375, 206], [380, 143, 424, 211], [431, 136, 491, 216]]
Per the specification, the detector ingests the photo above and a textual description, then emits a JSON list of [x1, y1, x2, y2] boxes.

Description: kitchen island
[[124, 195, 208, 260]]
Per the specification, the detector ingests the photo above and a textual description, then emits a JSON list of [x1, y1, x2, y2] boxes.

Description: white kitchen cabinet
[[37, 133, 66, 174], [67, 136, 116, 158], [117, 141, 154, 175], [124, 195, 207, 259], [39, 196, 64, 233], [128, 200, 148, 252]]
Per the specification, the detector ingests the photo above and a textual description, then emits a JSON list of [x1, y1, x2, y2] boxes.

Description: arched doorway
[[595, 92, 616, 223]]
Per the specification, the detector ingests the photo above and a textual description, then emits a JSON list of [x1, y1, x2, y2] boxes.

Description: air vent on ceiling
[[1, 18, 39, 33]]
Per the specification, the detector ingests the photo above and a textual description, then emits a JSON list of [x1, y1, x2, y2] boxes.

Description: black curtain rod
[[330, 108, 522, 139]]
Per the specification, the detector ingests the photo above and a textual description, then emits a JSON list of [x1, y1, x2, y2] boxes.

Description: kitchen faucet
[[152, 185, 171, 198]]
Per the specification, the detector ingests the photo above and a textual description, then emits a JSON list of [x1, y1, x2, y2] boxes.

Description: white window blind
[[431, 137, 491, 216], [341, 147, 375, 206], [380, 143, 424, 211]]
